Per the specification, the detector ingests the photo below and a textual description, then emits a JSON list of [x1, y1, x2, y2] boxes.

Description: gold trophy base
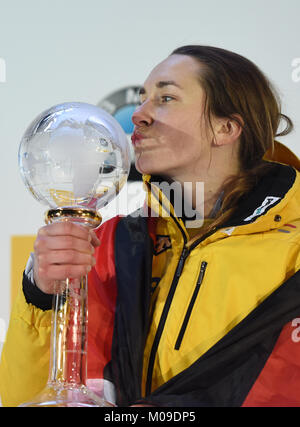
[[45, 207, 102, 228]]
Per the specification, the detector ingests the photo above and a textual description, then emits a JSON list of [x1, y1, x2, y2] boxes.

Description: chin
[[135, 157, 156, 176], [134, 154, 174, 177], [135, 162, 164, 177]]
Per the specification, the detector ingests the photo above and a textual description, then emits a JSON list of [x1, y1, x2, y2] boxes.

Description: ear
[[212, 114, 244, 147]]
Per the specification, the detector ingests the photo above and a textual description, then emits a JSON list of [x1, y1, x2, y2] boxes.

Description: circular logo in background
[[98, 86, 145, 215], [98, 86, 141, 135], [98, 86, 141, 181]]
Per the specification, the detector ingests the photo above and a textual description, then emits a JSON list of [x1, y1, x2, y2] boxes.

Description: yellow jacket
[[140, 145, 300, 399], [1, 143, 300, 407]]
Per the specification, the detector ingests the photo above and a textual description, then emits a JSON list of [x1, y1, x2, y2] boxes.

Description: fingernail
[[91, 230, 100, 243]]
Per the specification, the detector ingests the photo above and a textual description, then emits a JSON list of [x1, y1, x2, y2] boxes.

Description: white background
[[0, 0, 300, 356]]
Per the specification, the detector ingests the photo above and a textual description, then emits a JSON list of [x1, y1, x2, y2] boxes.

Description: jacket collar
[[142, 158, 300, 237]]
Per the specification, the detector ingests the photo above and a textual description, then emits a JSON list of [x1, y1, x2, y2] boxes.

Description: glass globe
[[18, 102, 131, 212]]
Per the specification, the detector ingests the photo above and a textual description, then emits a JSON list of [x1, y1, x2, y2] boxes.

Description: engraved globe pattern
[[18, 102, 131, 211]]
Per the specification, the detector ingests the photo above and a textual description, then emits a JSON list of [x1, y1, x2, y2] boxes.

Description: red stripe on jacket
[[87, 216, 122, 380], [243, 319, 300, 406]]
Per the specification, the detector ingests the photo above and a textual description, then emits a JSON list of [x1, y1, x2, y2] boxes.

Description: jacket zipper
[[174, 261, 208, 350], [145, 243, 189, 395], [145, 182, 189, 395]]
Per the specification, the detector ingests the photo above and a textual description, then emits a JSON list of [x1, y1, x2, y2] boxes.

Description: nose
[[131, 102, 153, 127]]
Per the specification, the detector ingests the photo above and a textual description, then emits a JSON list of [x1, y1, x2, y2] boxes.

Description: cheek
[[134, 138, 201, 176], [134, 115, 207, 175], [162, 113, 207, 148], [162, 130, 203, 160]]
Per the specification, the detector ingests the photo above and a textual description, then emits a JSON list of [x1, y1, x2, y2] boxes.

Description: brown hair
[[171, 45, 294, 234]]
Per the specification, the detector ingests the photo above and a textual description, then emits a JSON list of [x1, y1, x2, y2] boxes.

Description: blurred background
[[0, 0, 299, 358]]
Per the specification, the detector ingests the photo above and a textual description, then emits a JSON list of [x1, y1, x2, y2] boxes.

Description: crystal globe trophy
[[18, 102, 130, 407]]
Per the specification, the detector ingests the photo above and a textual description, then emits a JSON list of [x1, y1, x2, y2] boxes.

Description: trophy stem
[[19, 207, 114, 407], [49, 276, 88, 388]]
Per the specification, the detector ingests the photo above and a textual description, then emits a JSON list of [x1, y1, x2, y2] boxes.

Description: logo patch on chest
[[154, 235, 172, 255], [243, 196, 281, 222]]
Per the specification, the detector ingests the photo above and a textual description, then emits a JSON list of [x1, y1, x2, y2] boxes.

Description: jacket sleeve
[[0, 216, 121, 407], [0, 281, 52, 407]]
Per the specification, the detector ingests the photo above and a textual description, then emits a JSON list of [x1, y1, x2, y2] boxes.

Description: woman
[[1, 45, 300, 407]]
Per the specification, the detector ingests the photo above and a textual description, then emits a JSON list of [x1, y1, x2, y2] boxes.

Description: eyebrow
[[139, 80, 183, 95]]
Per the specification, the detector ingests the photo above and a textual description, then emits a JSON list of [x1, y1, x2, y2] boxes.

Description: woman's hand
[[33, 222, 100, 294]]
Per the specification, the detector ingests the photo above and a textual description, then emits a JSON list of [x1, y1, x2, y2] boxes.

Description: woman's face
[[131, 54, 213, 179]]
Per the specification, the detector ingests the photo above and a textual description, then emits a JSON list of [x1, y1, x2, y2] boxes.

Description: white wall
[[0, 0, 300, 354]]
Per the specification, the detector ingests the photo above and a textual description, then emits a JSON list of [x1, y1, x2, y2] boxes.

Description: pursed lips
[[131, 131, 148, 147]]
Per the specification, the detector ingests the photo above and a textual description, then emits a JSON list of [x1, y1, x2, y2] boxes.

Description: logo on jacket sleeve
[[244, 196, 281, 222]]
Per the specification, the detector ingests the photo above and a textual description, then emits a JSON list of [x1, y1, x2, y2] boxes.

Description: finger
[[39, 222, 91, 241], [35, 235, 95, 255], [90, 230, 101, 247], [38, 250, 96, 268], [37, 263, 93, 283]]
